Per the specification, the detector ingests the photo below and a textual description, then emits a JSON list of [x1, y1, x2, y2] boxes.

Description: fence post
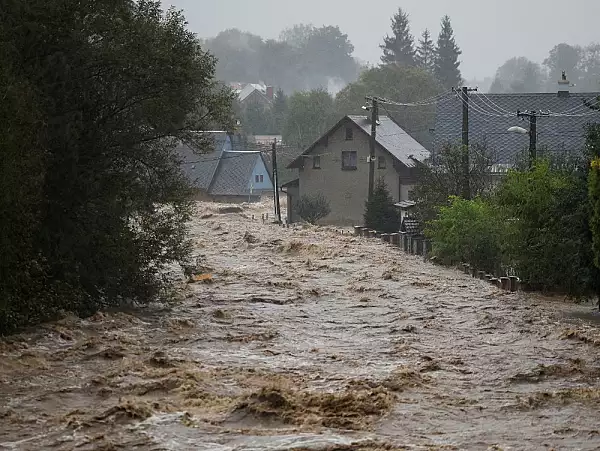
[[509, 276, 519, 292]]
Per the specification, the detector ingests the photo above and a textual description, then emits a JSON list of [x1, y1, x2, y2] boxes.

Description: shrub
[[426, 197, 506, 273], [295, 193, 331, 224], [364, 179, 400, 233], [497, 160, 599, 296]]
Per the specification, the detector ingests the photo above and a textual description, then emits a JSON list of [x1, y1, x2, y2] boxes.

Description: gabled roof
[[176, 132, 230, 190], [288, 115, 429, 169], [238, 84, 270, 103], [209, 152, 268, 196], [434, 92, 600, 164]]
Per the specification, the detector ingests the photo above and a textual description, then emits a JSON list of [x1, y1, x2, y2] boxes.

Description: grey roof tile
[[209, 152, 263, 196], [434, 92, 600, 164], [348, 115, 430, 167]]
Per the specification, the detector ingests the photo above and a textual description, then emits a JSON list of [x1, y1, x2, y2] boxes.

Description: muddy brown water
[[2, 201, 600, 451]]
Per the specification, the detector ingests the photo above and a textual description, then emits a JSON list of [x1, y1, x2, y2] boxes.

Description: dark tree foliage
[[497, 160, 599, 297], [295, 194, 331, 224], [364, 179, 400, 233], [0, 0, 233, 333], [380, 7, 416, 66], [434, 15, 462, 89], [271, 88, 288, 134], [411, 143, 495, 225], [587, 122, 600, 295], [416, 29, 435, 73]]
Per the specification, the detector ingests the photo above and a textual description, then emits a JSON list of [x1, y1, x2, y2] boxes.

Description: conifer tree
[[364, 179, 400, 233], [434, 15, 462, 89], [380, 7, 416, 66], [416, 29, 435, 73]]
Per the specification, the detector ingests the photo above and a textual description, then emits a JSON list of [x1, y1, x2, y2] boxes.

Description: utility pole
[[366, 96, 379, 200], [272, 139, 281, 223], [454, 86, 477, 200], [516, 110, 549, 169]]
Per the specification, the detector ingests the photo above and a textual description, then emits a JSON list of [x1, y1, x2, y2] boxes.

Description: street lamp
[[507, 126, 528, 135]]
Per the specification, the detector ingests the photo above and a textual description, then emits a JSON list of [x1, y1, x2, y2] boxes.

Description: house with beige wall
[[285, 115, 429, 225]]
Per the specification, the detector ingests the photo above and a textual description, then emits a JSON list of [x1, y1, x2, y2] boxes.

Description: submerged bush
[[426, 197, 506, 273], [295, 193, 331, 224]]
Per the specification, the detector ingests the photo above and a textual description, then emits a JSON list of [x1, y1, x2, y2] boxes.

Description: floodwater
[[2, 201, 600, 451]]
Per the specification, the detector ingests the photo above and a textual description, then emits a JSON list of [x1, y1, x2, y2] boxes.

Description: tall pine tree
[[434, 15, 462, 89], [416, 29, 435, 73], [380, 7, 416, 66]]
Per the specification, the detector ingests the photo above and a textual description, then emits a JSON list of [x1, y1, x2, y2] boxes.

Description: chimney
[[557, 71, 570, 98], [266, 86, 274, 100]]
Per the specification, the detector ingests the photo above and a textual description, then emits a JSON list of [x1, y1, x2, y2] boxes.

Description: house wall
[[250, 158, 273, 192], [298, 120, 407, 225], [285, 185, 300, 224]]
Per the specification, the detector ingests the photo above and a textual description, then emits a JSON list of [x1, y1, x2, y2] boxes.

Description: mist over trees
[[490, 43, 600, 93], [203, 25, 362, 94], [489, 57, 545, 93]]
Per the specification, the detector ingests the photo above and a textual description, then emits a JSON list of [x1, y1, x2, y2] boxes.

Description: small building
[[286, 115, 430, 225], [231, 82, 274, 111], [177, 132, 273, 202]]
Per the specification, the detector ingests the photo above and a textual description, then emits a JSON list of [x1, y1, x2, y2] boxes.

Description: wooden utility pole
[[272, 139, 281, 223], [516, 110, 549, 169], [456, 86, 477, 200], [367, 96, 379, 200]]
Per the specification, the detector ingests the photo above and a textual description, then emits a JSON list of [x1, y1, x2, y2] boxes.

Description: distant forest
[[204, 17, 600, 95], [201, 25, 363, 94]]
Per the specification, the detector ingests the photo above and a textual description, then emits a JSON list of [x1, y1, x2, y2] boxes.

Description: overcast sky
[[165, 0, 599, 80]]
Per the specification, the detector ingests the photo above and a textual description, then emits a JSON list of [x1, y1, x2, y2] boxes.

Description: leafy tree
[[544, 43, 582, 89], [364, 179, 400, 233], [271, 88, 288, 134], [497, 160, 598, 296], [301, 25, 359, 87], [208, 25, 360, 94], [434, 15, 462, 89], [380, 7, 416, 66], [416, 29, 435, 73], [204, 29, 264, 83], [283, 89, 336, 149], [295, 194, 331, 224], [411, 143, 495, 225], [335, 65, 442, 148], [426, 197, 506, 273], [579, 43, 600, 92], [242, 103, 273, 135], [489, 57, 546, 93], [0, 0, 232, 332], [587, 123, 600, 304]]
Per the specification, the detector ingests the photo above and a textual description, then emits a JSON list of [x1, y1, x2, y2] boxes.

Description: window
[[313, 155, 321, 169], [323, 136, 329, 147], [342, 151, 357, 170], [378, 156, 386, 169], [255, 174, 264, 183], [345, 127, 353, 141]]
